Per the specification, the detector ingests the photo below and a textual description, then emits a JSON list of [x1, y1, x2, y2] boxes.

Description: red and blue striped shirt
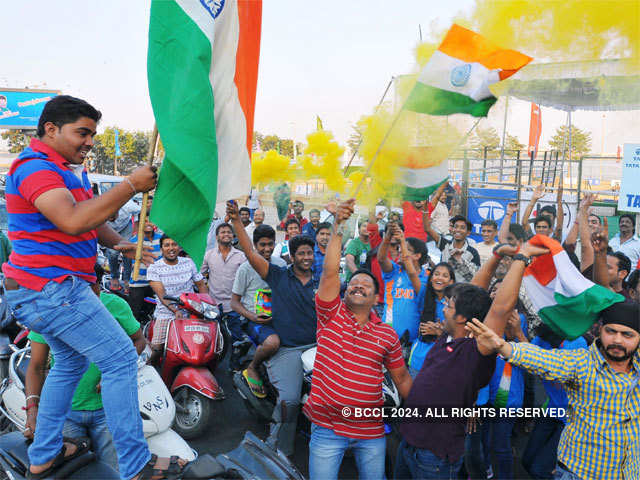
[[2, 138, 97, 290]]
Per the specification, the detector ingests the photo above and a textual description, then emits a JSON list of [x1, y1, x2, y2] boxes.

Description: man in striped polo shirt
[[304, 198, 413, 480], [2, 96, 183, 479]]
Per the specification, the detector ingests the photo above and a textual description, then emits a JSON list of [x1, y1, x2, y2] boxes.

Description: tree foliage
[[1, 130, 31, 153], [504, 134, 525, 153], [253, 131, 300, 158], [91, 127, 155, 175], [548, 125, 592, 158], [467, 126, 500, 157]]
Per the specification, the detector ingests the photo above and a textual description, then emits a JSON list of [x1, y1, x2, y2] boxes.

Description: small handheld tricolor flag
[[522, 235, 624, 339], [404, 24, 532, 117]]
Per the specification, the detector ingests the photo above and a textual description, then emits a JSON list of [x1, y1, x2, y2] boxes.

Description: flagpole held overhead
[[132, 125, 158, 281]]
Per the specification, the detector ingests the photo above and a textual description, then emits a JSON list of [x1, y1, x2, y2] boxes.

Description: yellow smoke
[[461, 0, 639, 64], [251, 150, 294, 186], [296, 130, 346, 193]]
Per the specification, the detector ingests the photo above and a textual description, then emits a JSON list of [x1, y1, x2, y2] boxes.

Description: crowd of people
[[1, 94, 639, 480]]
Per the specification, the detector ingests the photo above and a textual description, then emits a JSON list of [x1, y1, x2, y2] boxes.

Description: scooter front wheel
[[173, 388, 213, 440]]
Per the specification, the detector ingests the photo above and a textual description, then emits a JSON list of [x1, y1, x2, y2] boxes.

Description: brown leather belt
[[4, 277, 19, 291]]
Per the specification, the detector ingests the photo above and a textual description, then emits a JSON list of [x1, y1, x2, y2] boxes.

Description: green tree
[[253, 131, 264, 151], [468, 126, 500, 158], [92, 127, 152, 175], [504, 134, 525, 153], [548, 125, 592, 158], [1, 130, 32, 153]]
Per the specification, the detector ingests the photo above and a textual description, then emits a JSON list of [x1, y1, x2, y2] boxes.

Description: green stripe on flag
[[147, 0, 218, 268], [402, 178, 449, 202], [404, 82, 497, 117], [539, 285, 625, 340]]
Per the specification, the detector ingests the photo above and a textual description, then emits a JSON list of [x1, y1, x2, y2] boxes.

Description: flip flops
[[27, 437, 90, 479], [135, 454, 185, 480], [243, 369, 267, 398]]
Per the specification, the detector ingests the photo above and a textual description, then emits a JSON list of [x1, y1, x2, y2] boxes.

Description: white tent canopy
[[492, 58, 640, 111]]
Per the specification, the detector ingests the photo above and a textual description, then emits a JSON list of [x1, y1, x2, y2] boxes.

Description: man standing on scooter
[[305, 199, 413, 479], [228, 201, 317, 456], [24, 264, 147, 471], [2, 96, 185, 479]]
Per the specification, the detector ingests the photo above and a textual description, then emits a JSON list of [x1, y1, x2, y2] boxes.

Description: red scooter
[[145, 292, 229, 439]]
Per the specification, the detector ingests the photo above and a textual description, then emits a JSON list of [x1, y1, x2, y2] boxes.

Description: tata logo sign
[[477, 201, 505, 221], [200, 0, 225, 19]]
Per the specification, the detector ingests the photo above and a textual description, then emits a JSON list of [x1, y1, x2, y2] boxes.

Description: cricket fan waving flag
[[398, 24, 531, 201], [147, 0, 262, 266]]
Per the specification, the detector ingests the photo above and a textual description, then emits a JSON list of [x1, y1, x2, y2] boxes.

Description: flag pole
[[132, 125, 159, 281], [351, 106, 405, 199], [343, 76, 395, 176], [351, 110, 482, 200]]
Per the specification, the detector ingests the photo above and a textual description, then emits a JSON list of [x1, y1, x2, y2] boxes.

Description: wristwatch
[[513, 253, 532, 267]]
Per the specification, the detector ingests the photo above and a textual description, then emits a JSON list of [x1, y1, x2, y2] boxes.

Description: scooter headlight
[[202, 303, 218, 319], [186, 299, 204, 314]]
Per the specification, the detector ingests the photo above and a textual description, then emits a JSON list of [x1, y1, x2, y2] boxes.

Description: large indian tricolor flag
[[404, 24, 532, 117], [148, 0, 261, 266], [523, 235, 624, 339]]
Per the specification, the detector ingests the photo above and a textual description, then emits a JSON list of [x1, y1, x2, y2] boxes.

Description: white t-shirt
[[272, 241, 290, 262], [431, 201, 450, 235], [247, 188, 261, 209], [475, 241, 498, 265], [147, 257, 204, 319]]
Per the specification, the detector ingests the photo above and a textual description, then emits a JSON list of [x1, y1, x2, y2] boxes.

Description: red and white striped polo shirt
[[303, 294, 404, 439]]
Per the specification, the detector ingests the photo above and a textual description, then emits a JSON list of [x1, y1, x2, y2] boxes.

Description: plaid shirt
[[312, 244, 325, 284], [509, 341, 640, 480]]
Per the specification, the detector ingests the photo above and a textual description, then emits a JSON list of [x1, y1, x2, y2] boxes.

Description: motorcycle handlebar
[[163, 295, 181, 303]]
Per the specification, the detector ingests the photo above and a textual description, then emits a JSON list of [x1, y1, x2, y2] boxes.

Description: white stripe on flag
[[417, 51, 500, 102], [551, 251, 593, 297], [397, 161, 448, 189], [175, 0, 215, 43], [522, 275, 556, 311], [210, 0, 251, 200]]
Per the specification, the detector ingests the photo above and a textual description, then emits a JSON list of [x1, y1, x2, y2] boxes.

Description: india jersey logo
[[200, 0, 225, 19], [450, 64, 472, 87]]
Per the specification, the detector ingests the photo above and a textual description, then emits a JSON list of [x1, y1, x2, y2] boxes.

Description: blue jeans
[[63, 408, 118, 471], [5, 277, 149, 479], [482, 417, 515, 480], [394, 439, 462, 479], [465, 426, 487, 479], [309, 424, 385, 480], [522, 417, 564, 479], [554, 465, 583, 480], [106, 248, 132, 284]]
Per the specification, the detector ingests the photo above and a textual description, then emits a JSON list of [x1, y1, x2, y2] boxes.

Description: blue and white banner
[[467, 188, 517, 243], [0, 89, 60, 129], [618, 143, 640, 213]]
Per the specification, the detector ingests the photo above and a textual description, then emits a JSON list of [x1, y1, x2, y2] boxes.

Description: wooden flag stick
[[132, 125, 159, 281]]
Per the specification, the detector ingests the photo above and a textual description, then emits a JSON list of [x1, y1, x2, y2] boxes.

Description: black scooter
[[0, 430, 305, 479]]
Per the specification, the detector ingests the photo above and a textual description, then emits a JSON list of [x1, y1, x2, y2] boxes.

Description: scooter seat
[[0, 432, 119, 479], [181, 454, 226, 479]]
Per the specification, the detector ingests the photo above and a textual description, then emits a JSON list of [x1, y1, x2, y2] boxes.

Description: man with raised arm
[[395, 240, 548, 479], [466, 227, 638, 480], [305, 199, 412, 480], [227, 200, 317, 456]]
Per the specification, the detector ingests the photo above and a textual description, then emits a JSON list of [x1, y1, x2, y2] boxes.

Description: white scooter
[[0, 346, 195, 462]]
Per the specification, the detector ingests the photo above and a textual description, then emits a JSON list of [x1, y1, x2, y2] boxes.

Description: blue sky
[[1, 0, 636, 155]]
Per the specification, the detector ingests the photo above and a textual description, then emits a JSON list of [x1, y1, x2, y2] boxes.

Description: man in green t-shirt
[[344, 222, 371, 282], [24, 265, 146, 470]]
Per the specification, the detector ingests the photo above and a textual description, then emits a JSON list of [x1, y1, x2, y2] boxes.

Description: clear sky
[[1, 0, 637, 156]]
